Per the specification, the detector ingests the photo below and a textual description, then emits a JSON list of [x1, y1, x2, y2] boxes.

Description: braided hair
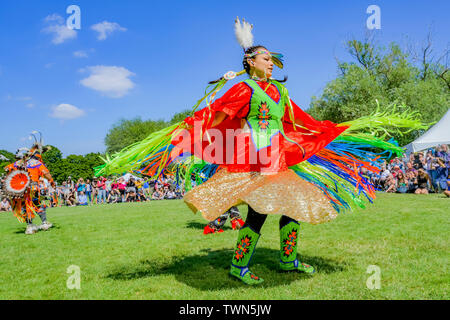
[[209, 45, 287, 84]]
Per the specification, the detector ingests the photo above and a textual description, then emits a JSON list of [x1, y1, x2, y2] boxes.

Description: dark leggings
[[243, 205, 297, 233]]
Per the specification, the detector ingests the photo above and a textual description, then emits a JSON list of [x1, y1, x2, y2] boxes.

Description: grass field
[[0, 193, 448, 300]]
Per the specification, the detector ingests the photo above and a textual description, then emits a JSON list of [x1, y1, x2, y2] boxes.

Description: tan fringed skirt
[[183, 168, 337, 225]]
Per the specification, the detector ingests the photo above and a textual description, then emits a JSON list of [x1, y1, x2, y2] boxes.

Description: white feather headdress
[[234, 17, 254, 50]]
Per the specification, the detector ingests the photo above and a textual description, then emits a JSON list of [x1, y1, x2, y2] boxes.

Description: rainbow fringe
[[95, 104, 429, 214]]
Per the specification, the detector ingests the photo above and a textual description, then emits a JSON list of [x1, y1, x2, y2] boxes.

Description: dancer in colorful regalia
[[2, 132, 55, 234], [95, 18, 428, 285]]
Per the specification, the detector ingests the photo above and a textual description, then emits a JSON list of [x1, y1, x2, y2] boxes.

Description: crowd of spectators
[[2, 145, 449, 211], [35, 174, 186, 207], [365, 144, 450, 196]]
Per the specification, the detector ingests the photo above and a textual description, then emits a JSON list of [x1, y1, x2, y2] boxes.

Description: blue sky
[[0, 0, 448, 156]]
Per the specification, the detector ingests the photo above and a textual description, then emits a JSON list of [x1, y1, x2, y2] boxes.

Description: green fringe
[[95, 123, 181, 177]]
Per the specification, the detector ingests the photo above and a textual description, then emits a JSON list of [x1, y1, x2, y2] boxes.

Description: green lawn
[[0, 193, 448, 300]]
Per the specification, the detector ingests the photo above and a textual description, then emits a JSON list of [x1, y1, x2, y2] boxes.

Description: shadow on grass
[[106, 248, 349, 290], [185, 221, 232, 231]]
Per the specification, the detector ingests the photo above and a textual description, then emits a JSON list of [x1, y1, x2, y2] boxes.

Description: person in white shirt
[[0, 198, 11, 212]]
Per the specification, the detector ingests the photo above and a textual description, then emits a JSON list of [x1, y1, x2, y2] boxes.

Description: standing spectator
[[118, 178, 126, 202], [143, 179, 150, 197], [135, 178, 143, 192], [379, 165, 391, 189], [105, 178, 112, 200], [435, 157, 449, 192], [77, 178, 86, 196], [97, 177, 107, 204], [436, 144, 450, 166], [92, 179, 98, 204], [67, 176, 74, 192], [85, 179, 92, 204], [413, 152, 425, 170]]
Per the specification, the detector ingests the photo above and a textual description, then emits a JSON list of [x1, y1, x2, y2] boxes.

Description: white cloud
[[26, 103, 35, 108], [79, 65, 135, 98], [16, 96, 32, 101], [73, 50, 88, 58], [44, 14, 64, 24], [42, 14, 77, 44], [91, 21, 126, 40], [50, 104, 85, 120]]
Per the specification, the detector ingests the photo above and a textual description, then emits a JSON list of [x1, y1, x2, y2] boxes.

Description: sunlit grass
[[0, 192, 448, 299]]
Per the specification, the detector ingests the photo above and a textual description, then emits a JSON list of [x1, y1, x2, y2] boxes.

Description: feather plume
[[234, 17, 253, 50]]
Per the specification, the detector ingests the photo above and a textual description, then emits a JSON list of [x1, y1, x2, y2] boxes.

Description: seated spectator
[[165, 188, 177, 199], [136, 188, 148, 202], [66, 190, 78, 206], [175, 187, 184, 199], [405, 161, 417, 176], [385, 174, 397, 193], [444, 173, 450, 198], [391, 165, 403, 179], [406, 171, 417, 193], [125, 178, 137, 202], [396, 171, 408, 194], [152, 188, 163, 200], [379, 165, 391, 189], [0, 198, 11, 212], [414, 168, 431, 194], [78, 191, 88, 206], [107, 189, 121, 203]]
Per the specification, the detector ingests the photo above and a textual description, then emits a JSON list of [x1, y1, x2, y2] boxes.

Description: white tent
[[122, 173, 144, 182], [403, 109, 450, 154]]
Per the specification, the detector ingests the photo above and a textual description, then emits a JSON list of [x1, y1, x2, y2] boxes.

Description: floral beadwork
[[250, 273, 259, 280], [258, 102, 272, 130], [282, 230, 297, 257], [234, 235, 253, 262]]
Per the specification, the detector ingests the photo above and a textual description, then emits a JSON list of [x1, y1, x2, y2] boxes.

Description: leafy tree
[[104, 117, 167, 154], [104, 109, 192, 154], [0, 149, 15, 170], [169, 109, 191, 124], [307, 38, 449, 146]]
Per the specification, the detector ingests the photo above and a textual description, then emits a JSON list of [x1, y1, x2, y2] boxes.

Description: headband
[[244, 50, 284, 69]]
